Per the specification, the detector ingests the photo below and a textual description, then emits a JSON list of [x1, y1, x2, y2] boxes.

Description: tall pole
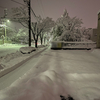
[[11, 0, 32, 46], [28, 0, 31, 46], [4, 8, 7, 41]]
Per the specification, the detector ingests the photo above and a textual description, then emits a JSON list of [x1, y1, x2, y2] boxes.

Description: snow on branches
[[52, 9, 92, 42], [11, 4, 55, 47]]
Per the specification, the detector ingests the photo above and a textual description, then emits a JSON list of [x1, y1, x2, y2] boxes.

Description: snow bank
[[0, 51, 23, 69], [0, 69, 69, 100], [0, 45, 46, 70], [20, 47, 36, 54], [38, 45, 47, 48]]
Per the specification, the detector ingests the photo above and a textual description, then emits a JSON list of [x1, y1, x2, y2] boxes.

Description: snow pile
[[19, 47, 36, 54], [0, 69, 69, 100], [0, 51, 23, 69], [38, 45, 47, 48], [0, 47, 36, 69], [0, 45, 46, 71]]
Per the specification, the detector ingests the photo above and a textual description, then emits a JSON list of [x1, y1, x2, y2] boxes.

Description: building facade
[[97, 12, 100, 48], [91, 28, 98, 42]]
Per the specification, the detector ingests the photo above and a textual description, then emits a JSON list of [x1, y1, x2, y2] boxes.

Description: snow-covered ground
[[0, 44, 28, 57], [0, 44, 46, 70], [0, 46, 100, 100]]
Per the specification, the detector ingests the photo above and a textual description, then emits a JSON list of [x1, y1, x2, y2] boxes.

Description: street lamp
[[0, 8, 9, 41], [1, 18, 10, 41], [7, 19, 10, 22], [4, 19, 10, 41]]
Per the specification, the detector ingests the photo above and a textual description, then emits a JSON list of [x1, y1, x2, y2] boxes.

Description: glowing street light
[[4, 19, 10, 41], [1, 19, 10, 41], [7, 19, 10, 22]]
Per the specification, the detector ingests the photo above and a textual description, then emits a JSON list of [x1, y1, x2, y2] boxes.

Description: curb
[[0, 47, 47, 78]]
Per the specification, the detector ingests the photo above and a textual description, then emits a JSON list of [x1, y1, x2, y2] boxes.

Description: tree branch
[[19, 20, 28, 28]]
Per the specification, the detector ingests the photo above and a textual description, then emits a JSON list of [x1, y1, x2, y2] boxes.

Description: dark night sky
[[0, 0, 100, 29]]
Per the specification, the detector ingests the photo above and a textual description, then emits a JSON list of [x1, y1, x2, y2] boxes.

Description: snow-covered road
[[0, 48, 100, 100]]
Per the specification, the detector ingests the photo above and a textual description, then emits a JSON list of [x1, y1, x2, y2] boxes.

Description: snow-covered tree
[[80, 27, 92, 41], [10, 6, 55, 47], [11, 28, 28, 43], [51, 25, 63, 41], [0, 26, 17, 42], [54, 9, 83, 41], [31, 17, 55, 47], [0, 27, 4, 37]]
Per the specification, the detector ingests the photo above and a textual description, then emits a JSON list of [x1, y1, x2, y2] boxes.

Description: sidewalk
[[0, 44, 48, 77]]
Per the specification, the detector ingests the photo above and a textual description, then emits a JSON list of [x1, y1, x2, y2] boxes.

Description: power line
[[37, 0, 44, 18], [31, 8, 39, 22], [37, 0, 45, 18], [11, 0, 26, 6], [11, 0, 38, 22], [11, 0, 31, 46], [39, 0, 45, 18]]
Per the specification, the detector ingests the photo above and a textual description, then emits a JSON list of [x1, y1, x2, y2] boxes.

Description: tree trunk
[[40, 38, 43, 45], [40, 33, 43, 45], [40, 34, 42, 45], [3, 38, 4, 44], [35, 39, 38, 48], [44, 37, 45, 44], [35, 35, 39, 48]]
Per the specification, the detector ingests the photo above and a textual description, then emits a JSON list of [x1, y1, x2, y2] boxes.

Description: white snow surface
[[19, 47, 36, 54], [0, 48, 100, 100], [0, 44, 45, 70]]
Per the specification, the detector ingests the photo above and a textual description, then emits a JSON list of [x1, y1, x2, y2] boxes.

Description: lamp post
[[1, 19, 10, 41], [4, 19, 10, 41], [1, 8, 9, 41]]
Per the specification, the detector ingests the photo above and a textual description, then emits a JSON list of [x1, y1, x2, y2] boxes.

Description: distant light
[[7, 20, 10, 22]]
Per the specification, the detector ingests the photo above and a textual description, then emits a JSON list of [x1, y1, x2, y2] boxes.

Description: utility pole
[[4, 8, 7, 41], [12, 0, 32, 46], [28, 0, 31, 46], [12, 0, 39, 47], [23, 0, 31, 46]]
